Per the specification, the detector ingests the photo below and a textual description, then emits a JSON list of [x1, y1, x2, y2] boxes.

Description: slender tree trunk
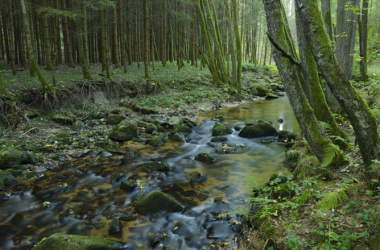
[[297, 0, 380, 168], [143, 0, 150, 79], [126, 0, 131, 65], [42, 0, 52, 70], [61, 0, 74, 67], [232, 0, 242, 94], [135, 0, 139, 67], [120, 0, 127, 73], [82, 0, 89, 65], [5, 0, 16, 75], [100, 9, 106, 71], [103, 7, 111, 80], [0, 17, 4, 60], [161, 0, 166, 67], [112, 3, 119, 67], [360, 0, 368, 81]]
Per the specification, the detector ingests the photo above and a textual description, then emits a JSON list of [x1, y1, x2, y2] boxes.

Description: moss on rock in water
[[108, 119, 138, 141], [31, 233, 122, 250], [146, 123, 158, 133], [134, 190, 183, 214], [212, 123, 233, 136], [195, 153, 215, 163], [0, 150, 29, 170], [239, 119, 277, 138], [146, 161, 171, 171], [37, 185, 66, 199], [120, 180, 137, 191], [169, 133, 185, 142], [132, 137, 144, 142], [106, 114, 127, 125], [173, 124, 192, 133], [278, 130, 298, 142], [211, 136, 228, 142], [110, 172, 126, 184], [187, 171, 201, 182], [108, 217, 120, 234], [104, 144, 123, 154], [0, 170, 17, 188], [148, 132, 168, 147]]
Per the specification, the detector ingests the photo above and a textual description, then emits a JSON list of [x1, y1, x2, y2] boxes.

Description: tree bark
[[360, 0, 368, 81], [61, 0, 74, 67], [143, 0, 150, 79], [112, 3, 119, 67], [296, 0, 380, 168], [82, 0, 89, 65], [3, 0, 16, 75], [42, 0, 52, 70]]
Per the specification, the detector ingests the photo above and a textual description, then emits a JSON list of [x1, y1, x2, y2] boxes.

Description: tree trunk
[[4, 0, 16, 75], [232, 0, 242, 94], [82, 0, 89, 65], [360, 0, 368, 81], [100, 9, 106, 71], [112, 3, 119, 67], [143, 0, 150, 79], [263, 0, 334, 163], [161, 0, 166, 67], [61, 0, 74, 67], [135, 0, 139, 67], [120, 0, 127, 73], [296, 0, 380, 168], [42, 0, 52, 70]]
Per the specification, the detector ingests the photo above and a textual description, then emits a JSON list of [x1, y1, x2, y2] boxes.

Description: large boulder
[[167, 116, 183, 126], [31, 233, 122, 250], [108, 119, 138, 141], [239, 119, 277, 138], [0, 150, 40, 170], [169, 133, 185, 142], [106, 114, 127, 125], [254, 83, 271, 96], [134, 190, 183, 214], [0, 170, 18, 189], [173, 124, 192, 133], [212, 123, 232, 136]]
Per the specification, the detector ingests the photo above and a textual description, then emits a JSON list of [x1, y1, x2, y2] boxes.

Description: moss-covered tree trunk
[[232, 0, 242, 94], [21, 0, 53, 93], [295, 7, 349, 146], [263, 0, 334, 163], [296, 0, 380, 168]]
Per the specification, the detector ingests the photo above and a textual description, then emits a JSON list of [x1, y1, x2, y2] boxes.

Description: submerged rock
[[70, 120, 85, 131], [31, 233, 122, 250], [212, 123, 232, 136], [215, 115, 225, 121], [36, 185, 66, 199], [215, 144, 247, 154], [134, 190, 183, 214], [108, 217, 120, 234], [106, 114, 127, 125], [104, 144, 124, 154], [110, 172, 126, 184], [278, 130, 297, 142], [120, 180, 137, 191], [0, 150, 40, 170], [169, 133, 185, 142], [195, 153, 215, 163], [239, 119, 277, 138], [187, 171, 201, 182], [211, 136, 228, 142], [124, 146, 134, 158], [173, 124, 192, 133], [147, 161, 171, 171], [108, 119, 138, 141]]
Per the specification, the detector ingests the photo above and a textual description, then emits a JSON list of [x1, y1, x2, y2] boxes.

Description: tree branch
[[266, 32, 301, 67]]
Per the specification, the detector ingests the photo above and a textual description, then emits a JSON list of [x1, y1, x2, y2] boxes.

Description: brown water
[[0, 96, 300, 250]]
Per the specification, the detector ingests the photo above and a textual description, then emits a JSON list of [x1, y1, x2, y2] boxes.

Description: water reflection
[[0, 96, 300, 250]]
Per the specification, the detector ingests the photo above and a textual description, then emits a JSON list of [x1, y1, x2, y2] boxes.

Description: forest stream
[[0, 96, 300, 250]]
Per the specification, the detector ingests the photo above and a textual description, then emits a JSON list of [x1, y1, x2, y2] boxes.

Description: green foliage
[[318, 189, 349, 212], [321, 143, 342, 167]]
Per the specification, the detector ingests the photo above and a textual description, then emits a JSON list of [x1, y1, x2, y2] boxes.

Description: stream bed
[[0, 96, 300, 250]]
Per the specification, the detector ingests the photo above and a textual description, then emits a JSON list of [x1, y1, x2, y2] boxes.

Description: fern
[[318, 188, 349, 211], [318, 121, 345, 142], [321, 143, 342, 167]]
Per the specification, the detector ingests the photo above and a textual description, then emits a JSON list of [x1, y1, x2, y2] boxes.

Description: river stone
[[211, 136, 228, 142], [169, 133, 185, 142], [136, 120, 149, 127], [147, 118, 162, 127], [134, 190, 183, 214], [108, 217, 120, 234], [70, 120, 85, 131], [106, 114, 127, 125], [167, 116, 183, 126], [104, 144, 124, 154], [157, 126, 165, 132], [100, 151, 113, 158], [212, 123, 232, 136], [147, 161, 171, 171], [239, 120, 277, 138], [36, 185, 66, 199], [215, 115, 225, 121], [0, 150, 39, 170], [110, 107, 131, 116], [146, 123, 158, 133], [52, 115, 74, 125], [132, 137, 145, 142], [31, 233, 122, 250], [148, 132, 168, 147], [250, 85, 259, 95], [215, 144, 246, 154], [91, 111, 106, 119], [266, 93, 279, 99], [195, 153, 215, 163], [0, 170, 18, 188], [255, 83, 271, 96], [110, 172, 126, 184], [124, 146, 134, 158], [188, 171, 201, 182], [183, 119, 198, 128], [120, 180, 137, 191], [87, 161, 102, 167], [278, 130, 297, 142], [173, 124, 192, 133], [108, 119, 138, 141]]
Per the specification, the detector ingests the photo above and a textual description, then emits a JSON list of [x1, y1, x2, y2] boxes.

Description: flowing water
[[0, 96, 300, 250]]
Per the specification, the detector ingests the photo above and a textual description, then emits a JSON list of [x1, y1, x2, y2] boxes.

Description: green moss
[[146, 123, 158, 133], [211, 136, 228, 142], [132, 137, 144, 142], [271, 183, 297, 199], [195, 153, 215, 163], [108, 119, 138, 141], [21, 171, 40, 179], [37, 185, 66, 199], [212, 123, 233, 136], [146, 162, 171, 171], [148, 132, 168, 147], [70, 120, 85, 131], [108, 217, 120, 234], [104, 144, 123, 154], [120, 180, 137, 191], [106, 114, 127, 126], [134, 190, 183, 214], [173, 124, 192, 133], [31, 233, 122, 250], [239, 120, 277, 138], [110, 172, 126, 184], [0, 150, 29, 169]]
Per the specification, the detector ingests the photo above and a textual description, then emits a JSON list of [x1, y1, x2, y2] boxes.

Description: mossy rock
[[70, 120, 85, 131], [20, 171, 40, 179], [250, 86, 259, 95], [148, 132, 168, 147], [147, 118, 162, 127], [245, 118, 256, 126], [110, 107, 131, 116], [212, 123, 233, 136], [31, 233, 122, 250], [87, 161, 102, 167], [146, 161, 171, 171], [108, 217, 120, 234], [0, 150, 29, 170], [0, 170, 17, 188], [37, 185, 66, 199], [104, 144, 123, 154], [173, 124, 192, 133], [132, 137, 145, 142], [120, 180, 137, 191], [211, 136, 228, 142], [215, 115, 225, 121], [52, 115, 74, 125], [106, 114, 127, 125], [90, 111, 106, 119], [157, 126, 165, 132], [278, 130, 297, 142], [239, 120, 277, 138], [167, 116, 183, 126], [108, 119, 138, 141], [215, 144, 246, 154], [195, 153, 215, 163], [265, 93, 279, 99], [94, 141, 107, 148], [255, 83, 271, 96], [271, 183, 297, 199], [146, 123, 158, 133], [56, 132, 70, 138], [110, 172, 126, 184], [169, 133, 185, 142], [124, 146, 134, 158], [183, 119, 198, 128], [134, 190, 183, 214], [187, 171, 201, 182]]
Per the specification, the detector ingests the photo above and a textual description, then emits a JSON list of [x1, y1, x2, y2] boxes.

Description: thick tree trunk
[[296, 0, 380, 168], [263, 0, 333, 163]]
